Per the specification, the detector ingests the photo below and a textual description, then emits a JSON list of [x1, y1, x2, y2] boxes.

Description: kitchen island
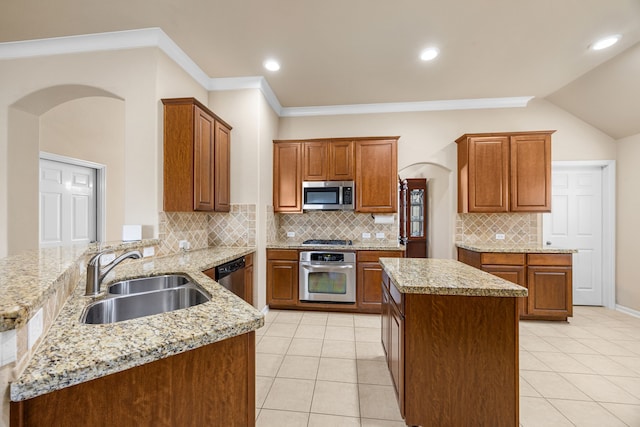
[[379, 258, 527, 427], [4, 246, 263, 427]]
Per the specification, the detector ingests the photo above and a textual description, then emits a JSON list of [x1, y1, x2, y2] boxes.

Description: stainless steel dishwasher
[[215, 257, 245, 299]]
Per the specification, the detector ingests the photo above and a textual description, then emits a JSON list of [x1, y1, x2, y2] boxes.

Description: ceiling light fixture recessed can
[[590, 35, 621, 51], [420, 47, 439, 61], [264, 59, 281, 71]]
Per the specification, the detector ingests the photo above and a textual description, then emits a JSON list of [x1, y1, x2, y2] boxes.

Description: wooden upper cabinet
[[162, 98, 232, 212], [303, 141, 328, 181], [328, 140, 354, 181], [457, 131, 554, 213], [510, 133, 551, 212], [355, 138, 398, 213], [273, 141, 303, 212]]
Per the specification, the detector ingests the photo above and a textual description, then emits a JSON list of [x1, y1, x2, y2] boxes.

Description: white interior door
[[40, 158, 97, 247], [543, 165, 603, 306]]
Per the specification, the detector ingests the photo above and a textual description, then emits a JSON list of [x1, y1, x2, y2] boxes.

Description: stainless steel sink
[[107, 274, 192, 295], [81, 285, 211, 324]]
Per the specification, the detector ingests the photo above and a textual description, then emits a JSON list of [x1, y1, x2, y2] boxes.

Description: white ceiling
[[1, 0, 640, 137]]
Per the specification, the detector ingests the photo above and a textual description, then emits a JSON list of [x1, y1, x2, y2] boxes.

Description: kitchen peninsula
[[379, 257, 527, 427], [3, 245, 263, 427]]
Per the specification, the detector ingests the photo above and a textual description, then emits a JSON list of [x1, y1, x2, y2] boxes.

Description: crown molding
[[0, 28, 533, 117]]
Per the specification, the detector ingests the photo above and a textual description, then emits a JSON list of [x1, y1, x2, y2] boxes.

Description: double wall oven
[[299, 240, 356, 303]]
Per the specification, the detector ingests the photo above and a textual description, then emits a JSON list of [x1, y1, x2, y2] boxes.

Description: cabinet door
[[273, 142, 303, 212], [381, 280, 390, 357], [303, 141, 328, 181], [527, 266, 572, 320], [482, 265, 528, 316], [467, 136, 510, 212], [510, 133, 551, 212], [389, 301, 404, 413], [355, 139, 398, 213], [214, 121, 231, 212], [193, 106, 216, 211], [328, 140, 354, 181], [357, 262, 384, 313], [267, 251, 298, 308]]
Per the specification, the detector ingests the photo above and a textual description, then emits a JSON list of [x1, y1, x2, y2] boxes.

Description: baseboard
[[616, 304, 640, 319]]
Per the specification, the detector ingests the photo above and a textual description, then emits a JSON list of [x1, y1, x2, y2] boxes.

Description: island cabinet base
[[11, 332, 255, 427], [383, 281, 520, 426]]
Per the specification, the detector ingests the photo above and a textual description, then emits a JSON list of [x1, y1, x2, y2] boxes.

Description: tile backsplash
[[158, 204, 256, 255], [273, 210, 398, 244], [456, 213, 539, 244]]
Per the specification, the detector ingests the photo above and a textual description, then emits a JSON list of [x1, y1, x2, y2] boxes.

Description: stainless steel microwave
[[302, 181, 354, 211]]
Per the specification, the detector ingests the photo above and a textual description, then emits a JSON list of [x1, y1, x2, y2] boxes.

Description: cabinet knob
[[546, 241, 552, 246]]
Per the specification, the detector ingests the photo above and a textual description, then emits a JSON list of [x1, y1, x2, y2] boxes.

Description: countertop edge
[[456, 243, 577, 254]]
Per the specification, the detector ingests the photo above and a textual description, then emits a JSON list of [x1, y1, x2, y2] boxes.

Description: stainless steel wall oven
[[299, 251, 356, 303]]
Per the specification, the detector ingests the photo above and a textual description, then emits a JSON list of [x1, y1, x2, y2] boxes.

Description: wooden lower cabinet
[[11, 333, 255, 427], [357, 250, 403, 313], [381, 271, 519, 426], [457, 248, 572, 321], [266, 249, 299, 308]]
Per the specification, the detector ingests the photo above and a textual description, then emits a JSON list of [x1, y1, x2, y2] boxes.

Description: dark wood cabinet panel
[[273, 142, 303, 212], [457, 131, 554, 213], [510, 133, 551, 212], [244, 252, 254, 306], [266, 249, 298, 308], [355, 138, 398, 213], [357, 251, 403, 313], [328, 140, 354, 181], [162, 98, 232, 212], [528, 266, 572, 319], [303, 141, 328, 181], [12, 333, 255, 427]]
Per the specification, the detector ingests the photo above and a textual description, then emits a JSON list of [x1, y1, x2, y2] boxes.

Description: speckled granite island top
[[379, 258, 528, 297], [10, 246, 263, 402], [456, 243, 577, 254]]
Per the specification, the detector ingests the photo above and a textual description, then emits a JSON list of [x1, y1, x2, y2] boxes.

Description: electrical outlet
[[143, 246, 155, 257], [178, 240, 190, 250], [496, 233, 506, 240], [362, 232, 371, 239], [286, 231, 295, 237], [376, 232, 385, 239]]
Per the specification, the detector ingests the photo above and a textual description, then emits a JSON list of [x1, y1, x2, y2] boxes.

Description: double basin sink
[[81, 275, 211, 324]]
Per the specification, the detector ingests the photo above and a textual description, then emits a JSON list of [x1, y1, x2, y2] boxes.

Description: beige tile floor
[[255, 306, 640, 426]]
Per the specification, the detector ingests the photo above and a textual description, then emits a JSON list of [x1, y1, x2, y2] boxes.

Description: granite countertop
[[379, 258, 528, 297], [456, 243, 577, 254], [10, 246, 263, 402], [267, 241, 405, 251]]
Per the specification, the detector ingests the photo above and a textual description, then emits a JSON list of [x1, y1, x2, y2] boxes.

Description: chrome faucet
[[85, 250, 142, 296]]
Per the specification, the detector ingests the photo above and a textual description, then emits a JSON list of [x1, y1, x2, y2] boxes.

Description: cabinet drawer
[[266, 249, 298, 261], [358, 250, 403, 262], [527, 253, 572, 266], [481, 253, 525, 265]]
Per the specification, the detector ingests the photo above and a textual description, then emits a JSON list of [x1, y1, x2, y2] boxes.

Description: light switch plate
[[287, 231, 295, 237], [362, 232, 371, 239], [28, 308, 44, 350], [0, 329, 17, 366], [376, 232, 385, 239], [496, 233, 506, 240], [143, 246, 155, 257]]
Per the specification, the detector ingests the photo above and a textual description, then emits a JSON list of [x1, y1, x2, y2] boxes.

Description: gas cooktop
[[302, 239, 353, 246]]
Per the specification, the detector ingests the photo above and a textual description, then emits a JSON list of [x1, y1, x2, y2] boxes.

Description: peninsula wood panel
[[11, 333, 255, 427]]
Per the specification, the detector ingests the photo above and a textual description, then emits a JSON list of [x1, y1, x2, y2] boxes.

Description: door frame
[[543, 160, 616, 309], [39, 151, 107, 244]]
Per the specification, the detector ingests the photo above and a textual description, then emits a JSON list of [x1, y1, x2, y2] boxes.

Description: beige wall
[[39, 97, 126, 242], [616, 132, 640, 311]]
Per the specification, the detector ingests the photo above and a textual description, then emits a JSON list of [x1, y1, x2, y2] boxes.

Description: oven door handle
[[301, 264, 354, 271]]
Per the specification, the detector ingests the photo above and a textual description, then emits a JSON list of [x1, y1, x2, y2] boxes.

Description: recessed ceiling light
[[263, 59, 281, 71], [420, 47, 439, 61], [590, 35, 621, 51]]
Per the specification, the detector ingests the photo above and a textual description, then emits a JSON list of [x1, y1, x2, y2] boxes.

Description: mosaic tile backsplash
[[274, 210, 398, 244], [456, 213, 539, 244], [158, 204, 256, 255]]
